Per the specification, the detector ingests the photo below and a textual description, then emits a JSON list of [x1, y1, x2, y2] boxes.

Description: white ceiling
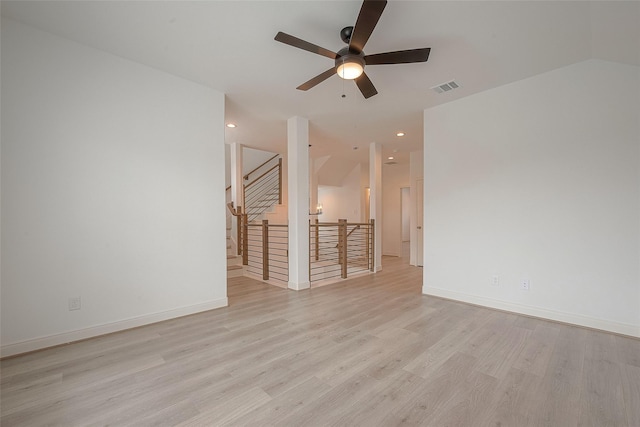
[[2, 1, 639, 167]]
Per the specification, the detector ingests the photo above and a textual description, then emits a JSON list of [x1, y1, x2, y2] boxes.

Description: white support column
[[230, 142, 243, 249], [287, 117, 310, 290], [230, 143, 243, 209], [310, 158, 319, 214], [370, 142, 383, 271]]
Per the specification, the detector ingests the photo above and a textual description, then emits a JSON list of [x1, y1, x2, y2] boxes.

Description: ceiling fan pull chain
[[341, 58, 346, 98]]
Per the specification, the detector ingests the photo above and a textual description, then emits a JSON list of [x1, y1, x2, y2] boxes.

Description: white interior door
[[416, 178, 424, 266]]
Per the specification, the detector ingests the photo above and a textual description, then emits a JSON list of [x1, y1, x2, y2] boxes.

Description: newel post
[[242, 214, 249, 266], [262, 219, 269, 281], [339, 219, 347, 279]]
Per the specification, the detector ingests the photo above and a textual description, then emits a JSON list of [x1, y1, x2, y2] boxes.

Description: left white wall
[[1, 18, 228, 356]]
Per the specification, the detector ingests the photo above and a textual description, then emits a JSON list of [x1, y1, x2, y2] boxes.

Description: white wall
[[382, 164, 410, 257], [409, 150, 424, 266], [1, 18, 228, 356], [424, 59, 640, 337], [243, 147, 278, 178], [401, 188, 410, 241], [224, 146, 276, 189], [318, 163, 365, 222], [360, 163, 370, 221]]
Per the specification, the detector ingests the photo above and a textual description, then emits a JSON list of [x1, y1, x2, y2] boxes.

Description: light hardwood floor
[[2, 255, 639, 426]]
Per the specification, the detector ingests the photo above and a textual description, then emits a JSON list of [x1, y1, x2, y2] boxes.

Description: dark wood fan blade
[[275, 32, 337, 59], [355, 72, 378, 98], [297, 68, 336, 91], [365, 48, 431, 65], [349, 0, 387, 53]]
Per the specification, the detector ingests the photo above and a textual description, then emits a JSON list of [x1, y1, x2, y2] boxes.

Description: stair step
[[227, 254, 242, 267], [227, 264, 244, 278]]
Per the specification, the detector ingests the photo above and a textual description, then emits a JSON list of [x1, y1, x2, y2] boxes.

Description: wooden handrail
[[244, 163, 280, 189], [313, 222, 372, 227], [243, 154, 279, 181], [226, 203, 243, 256], [227, 202, 241, 216], [246, 223, 288, 228]]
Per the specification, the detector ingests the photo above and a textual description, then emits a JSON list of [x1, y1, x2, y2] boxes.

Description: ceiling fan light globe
[[336, 61, 364, 80]]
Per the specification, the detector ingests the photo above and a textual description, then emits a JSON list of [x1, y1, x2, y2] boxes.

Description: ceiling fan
[[274, 0, 431, 99]]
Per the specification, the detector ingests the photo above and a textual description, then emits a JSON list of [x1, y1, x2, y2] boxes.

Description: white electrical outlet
[[68, 296, 81, 311], [520, 279, 530, 291], [492, 275, 499, 286]]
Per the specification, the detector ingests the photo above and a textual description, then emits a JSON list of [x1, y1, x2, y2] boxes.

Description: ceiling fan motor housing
[[335, 46, 365, 80], [340, 26, 354, 44], [335, 47, 365, 72]]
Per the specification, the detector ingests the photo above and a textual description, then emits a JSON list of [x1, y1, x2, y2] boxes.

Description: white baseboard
[[423, 286, 639, 338], [1, 298, 228, 358]]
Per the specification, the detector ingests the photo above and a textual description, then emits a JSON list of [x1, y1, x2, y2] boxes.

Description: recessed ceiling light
[[396, 132, 405, 137], [388, 156, 394, 160], [226, 123, 236, 128]]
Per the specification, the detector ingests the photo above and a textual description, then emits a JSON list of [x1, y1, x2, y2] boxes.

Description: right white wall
[[424, 59, 640, 337]]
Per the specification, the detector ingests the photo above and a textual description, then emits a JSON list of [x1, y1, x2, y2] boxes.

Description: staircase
[[244, 155, 282, 223], [226, 153, 284, 278]]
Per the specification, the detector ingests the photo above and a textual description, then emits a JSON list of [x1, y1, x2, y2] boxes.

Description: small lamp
[[310, 203, 323, 215]]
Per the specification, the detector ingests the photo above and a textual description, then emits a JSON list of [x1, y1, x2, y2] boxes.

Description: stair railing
[[309, 219, 375, 283], [243, 218, 288, 285], [244, 155, 282, 222]]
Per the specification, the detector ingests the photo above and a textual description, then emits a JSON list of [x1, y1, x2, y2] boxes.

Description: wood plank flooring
[[2, 255, 639, 426]]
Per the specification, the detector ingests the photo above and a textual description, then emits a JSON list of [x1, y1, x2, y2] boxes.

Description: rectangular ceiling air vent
[[431, 80, 460, 94]]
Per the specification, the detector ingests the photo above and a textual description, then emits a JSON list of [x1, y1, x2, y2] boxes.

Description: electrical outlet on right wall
[[520, 279, 530, 291], [68, 296, 81, 311]]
